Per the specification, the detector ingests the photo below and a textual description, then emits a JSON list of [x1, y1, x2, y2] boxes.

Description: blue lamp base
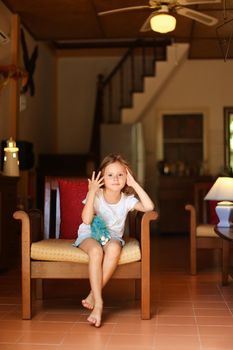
[[216, 202, 233, 227]]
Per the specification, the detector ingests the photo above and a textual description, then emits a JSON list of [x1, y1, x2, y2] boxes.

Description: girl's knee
[[89, 245, 103, 261], [105, 241, 121, 259]]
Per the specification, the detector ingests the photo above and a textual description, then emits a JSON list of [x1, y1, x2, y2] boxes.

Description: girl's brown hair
[[99, 153, 135, 194]]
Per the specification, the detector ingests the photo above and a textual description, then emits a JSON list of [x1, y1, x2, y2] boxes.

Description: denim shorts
[[73, 233, 125, 247]]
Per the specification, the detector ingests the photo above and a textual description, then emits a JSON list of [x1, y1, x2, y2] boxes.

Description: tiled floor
[[1, 233, 233, 349]]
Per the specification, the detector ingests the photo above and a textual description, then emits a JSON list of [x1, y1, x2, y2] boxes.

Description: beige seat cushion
[[196, 224, 219, 238], [31, 237, 141, 265]]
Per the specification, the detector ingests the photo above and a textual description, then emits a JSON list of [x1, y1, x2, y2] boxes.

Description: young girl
[[74, 153, 154, 327]]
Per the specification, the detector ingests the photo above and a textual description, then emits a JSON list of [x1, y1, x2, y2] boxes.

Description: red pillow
[[58, 179, 88, 239], [208, 200, 219, 225]]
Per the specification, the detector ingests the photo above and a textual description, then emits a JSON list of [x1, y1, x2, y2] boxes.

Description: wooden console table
[[214, 226, 233, 284], [214, 226, 233, 241], [0, 175, 19, 270]]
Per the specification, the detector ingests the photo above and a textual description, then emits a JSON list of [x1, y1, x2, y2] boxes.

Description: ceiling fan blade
[[98, 6, 150, 16], [176, 7, 218, 26], [178, 0, 220, 5], [140, 12, 156, 32]]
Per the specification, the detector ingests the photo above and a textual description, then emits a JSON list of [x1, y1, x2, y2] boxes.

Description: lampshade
[[150, 13, 176, 34], [205, 177, 233, 227], [204, 177, 233, 201]]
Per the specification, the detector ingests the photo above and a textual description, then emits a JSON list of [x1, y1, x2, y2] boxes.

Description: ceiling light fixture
[[150, 6, 176, 34]]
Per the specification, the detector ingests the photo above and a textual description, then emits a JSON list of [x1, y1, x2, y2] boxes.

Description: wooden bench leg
[[222, 239, 230, 286], [190, 235, 197, 275], [22, 252, 31, 319], [141, 266, 150, 320]]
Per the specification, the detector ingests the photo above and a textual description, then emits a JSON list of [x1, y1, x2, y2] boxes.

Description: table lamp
[[3, 137, 20, 177], [204, 177, 233, 227]]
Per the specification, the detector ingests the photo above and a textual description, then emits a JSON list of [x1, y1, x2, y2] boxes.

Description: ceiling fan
[[98, 0, 220, 33]]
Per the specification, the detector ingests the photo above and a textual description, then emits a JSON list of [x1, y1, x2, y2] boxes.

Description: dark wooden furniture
[[214, 226, 233, 241], [214, 226, 233, 284], [185, 182, 230, 285], [158, 176, 211, 233], [0, 175, 18, 270], [163, 113, 203, 171], [13, 176, 158, 320]]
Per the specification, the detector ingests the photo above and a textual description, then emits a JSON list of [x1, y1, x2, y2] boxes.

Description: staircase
[[90, 38, 171, 161], [122, 43, 190, 124]]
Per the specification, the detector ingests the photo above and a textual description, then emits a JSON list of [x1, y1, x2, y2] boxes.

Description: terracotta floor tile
[[0, 304, 18, 312], [155, 335, 200, 348], [157, 307, 194, 316], [70, 322, 115, 334], [0, 311, 9, 320], [157, 316, 196, 325], [61, 332, 110, 346], [194, 308, 232, 317], [0, 320, 34, 331], [0, 330, 22, 343], [37, 312, 81, 322], [190, 295, 225, 302], [112, 322, 156, 335], [106, 346, 153, 350], [107, 334, 155, 347], [155, 324, 198, 335], [221, 295, 233, 302], [192, 301, 228, 309], [195, 316, 233, 326], [58, 345, 109, 350], [200, 336, 233, 349], [198, 325, 233, 336], [16, 331, 65, 345], [1, 345, 58, 350], [158, 301, 193, 307]]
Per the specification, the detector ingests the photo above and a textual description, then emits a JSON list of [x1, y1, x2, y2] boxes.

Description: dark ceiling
[[2, 0, 233, 59]]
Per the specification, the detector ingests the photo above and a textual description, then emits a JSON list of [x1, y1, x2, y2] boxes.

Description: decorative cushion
[[196, 224, 219, 237], [58, 179, 88, 239], [31, 237, 141, 265]]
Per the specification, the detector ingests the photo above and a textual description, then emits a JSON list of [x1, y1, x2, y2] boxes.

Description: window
[[224, 107, 233, 173]]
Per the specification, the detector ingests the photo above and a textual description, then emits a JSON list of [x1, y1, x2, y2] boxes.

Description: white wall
[[57, 56, 119, 153], [18, 31, 56, 157], [143, 59, 233, 177]]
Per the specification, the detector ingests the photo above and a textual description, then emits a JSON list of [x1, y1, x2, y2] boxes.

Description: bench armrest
[[13, 209, 43, 245], [185, 204, 197, 237], [140, 210, 158, 257]]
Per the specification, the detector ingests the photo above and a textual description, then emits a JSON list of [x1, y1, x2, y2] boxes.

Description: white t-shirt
[[77, 189, 139, 239]]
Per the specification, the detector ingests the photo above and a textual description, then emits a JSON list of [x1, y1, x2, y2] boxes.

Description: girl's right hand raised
[[88, 171, 104, 193]]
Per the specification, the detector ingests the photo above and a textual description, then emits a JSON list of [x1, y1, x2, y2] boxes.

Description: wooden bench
[[14, 176, 158, 319]]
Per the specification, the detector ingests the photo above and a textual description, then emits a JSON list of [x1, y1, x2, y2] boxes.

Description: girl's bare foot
[[82, 291, 94, 310], [87, 304, 103, 327]]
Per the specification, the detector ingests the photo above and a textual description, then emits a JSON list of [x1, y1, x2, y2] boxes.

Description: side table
[[214, 226, 233, 285]]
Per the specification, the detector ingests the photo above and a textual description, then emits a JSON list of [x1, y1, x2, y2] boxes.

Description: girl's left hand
[[126, 168, 137, 188]]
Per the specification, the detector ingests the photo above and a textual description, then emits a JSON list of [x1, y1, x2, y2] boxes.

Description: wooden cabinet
[[163, 114, 204, 175], [0, 175, 18, 270], [158, 176, 212, 234]]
